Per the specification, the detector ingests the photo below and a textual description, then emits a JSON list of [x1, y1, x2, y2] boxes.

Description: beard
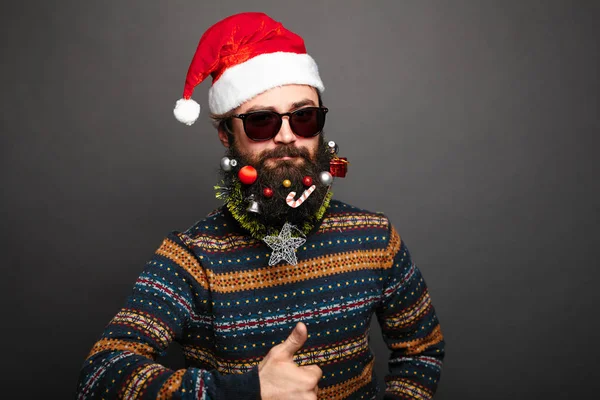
[[222, 136, 332, 230]]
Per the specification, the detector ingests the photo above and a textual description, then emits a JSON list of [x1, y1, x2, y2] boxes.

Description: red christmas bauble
[[263, 187, 274, 198], [302, 176, 313, 187], [238, 165, 258, 185]]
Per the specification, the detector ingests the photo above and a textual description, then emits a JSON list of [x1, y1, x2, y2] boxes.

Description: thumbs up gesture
[[258, 322, 322, 400]]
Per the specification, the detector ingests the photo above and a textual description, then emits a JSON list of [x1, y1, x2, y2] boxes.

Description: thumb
[[280, 322, 308, 358]]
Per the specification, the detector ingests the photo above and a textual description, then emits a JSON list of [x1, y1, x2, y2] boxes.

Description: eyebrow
[[243, 98, 317, 114]]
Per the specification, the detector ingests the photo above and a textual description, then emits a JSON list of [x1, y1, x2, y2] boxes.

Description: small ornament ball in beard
[[219, 136, 333, 234]]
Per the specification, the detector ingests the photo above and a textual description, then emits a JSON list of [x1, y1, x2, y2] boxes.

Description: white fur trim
[[173, 98, 201, 125], [208, 52, 324, 115]]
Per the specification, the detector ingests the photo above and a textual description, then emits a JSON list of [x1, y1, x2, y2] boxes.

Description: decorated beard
[[217, 137, 334, 239]]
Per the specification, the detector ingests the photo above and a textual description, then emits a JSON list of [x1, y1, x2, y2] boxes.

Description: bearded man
[[77, 12, 445, 400]]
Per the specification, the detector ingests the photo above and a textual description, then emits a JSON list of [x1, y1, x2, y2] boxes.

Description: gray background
[[1, 0, 599, 399]]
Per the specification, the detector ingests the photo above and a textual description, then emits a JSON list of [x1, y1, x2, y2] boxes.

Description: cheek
[[299, 137, 320, 157], [235, 136, 272, 163], [243, 139, 271, 153]]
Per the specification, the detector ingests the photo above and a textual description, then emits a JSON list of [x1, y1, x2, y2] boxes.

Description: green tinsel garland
[[215, 180, 333, 240]]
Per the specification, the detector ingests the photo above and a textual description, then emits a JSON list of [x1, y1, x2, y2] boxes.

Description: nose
[[273, 116, 297, 145]]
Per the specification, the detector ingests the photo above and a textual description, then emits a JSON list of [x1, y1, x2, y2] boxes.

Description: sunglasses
[[230, 107, 329, 141]]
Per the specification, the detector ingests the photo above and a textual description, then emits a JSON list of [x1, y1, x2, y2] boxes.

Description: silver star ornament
[[263, 223, 306, 266]]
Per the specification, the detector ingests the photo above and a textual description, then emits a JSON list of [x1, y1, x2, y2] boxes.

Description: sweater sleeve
[[76, 232, 260, 400], [376, 224, 445, 399]]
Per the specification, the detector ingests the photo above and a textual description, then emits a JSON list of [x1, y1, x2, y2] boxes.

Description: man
[[77, 12, 445, 400]]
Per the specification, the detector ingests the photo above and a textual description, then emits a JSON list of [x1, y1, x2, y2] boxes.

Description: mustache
[[259, 145, 311, 165]]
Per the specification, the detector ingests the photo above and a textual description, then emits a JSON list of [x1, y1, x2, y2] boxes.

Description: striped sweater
[[77, 200, 445, 399]]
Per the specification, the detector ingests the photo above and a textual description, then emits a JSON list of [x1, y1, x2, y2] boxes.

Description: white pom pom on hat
[[173, 98, 201, 126], [173, 12, 324, 126]]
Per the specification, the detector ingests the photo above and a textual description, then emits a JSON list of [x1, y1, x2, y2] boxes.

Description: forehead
[[237, 84, 319, 113]]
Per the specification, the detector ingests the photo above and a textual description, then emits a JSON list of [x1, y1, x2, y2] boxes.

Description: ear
[[218, 126, 230, 148]]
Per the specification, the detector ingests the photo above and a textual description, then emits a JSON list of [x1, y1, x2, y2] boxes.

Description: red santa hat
[[173, 12, 325, 125]]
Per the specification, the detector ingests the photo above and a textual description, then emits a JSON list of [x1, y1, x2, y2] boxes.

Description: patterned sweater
[[77, 200, 445, 399]]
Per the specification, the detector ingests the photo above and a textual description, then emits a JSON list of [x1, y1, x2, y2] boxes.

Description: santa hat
[[173, 12, 325, 125]]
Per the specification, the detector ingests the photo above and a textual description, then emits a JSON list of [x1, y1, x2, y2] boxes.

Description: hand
[[258, 322, 322, 400]]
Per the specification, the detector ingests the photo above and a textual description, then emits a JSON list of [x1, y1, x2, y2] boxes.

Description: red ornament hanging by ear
[[238, 166, 258, 185], [327, 140, 349, 178], [330, 157, 348, 177]]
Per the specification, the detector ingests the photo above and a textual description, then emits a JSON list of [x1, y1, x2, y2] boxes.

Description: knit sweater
[[77, 200, 445, 399]]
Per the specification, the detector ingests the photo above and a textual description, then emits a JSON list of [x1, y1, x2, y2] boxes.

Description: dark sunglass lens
[[290, 108, 325, 137], [245, 112, 280, 140]]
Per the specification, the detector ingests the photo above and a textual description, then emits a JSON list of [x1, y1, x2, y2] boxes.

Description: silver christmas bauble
[[230, 159, 238, 167], [319, 171, 333, 186], [220, 157, 232, 171], [327, 140, 339, 154]]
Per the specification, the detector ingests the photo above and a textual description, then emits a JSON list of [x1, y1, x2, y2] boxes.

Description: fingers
[[279, 322, 308, 357], [301, 364, 322, 397], [301, 364, 323, 381]]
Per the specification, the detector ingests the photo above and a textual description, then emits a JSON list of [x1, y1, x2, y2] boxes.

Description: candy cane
[[286, 185, 316, 208]]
